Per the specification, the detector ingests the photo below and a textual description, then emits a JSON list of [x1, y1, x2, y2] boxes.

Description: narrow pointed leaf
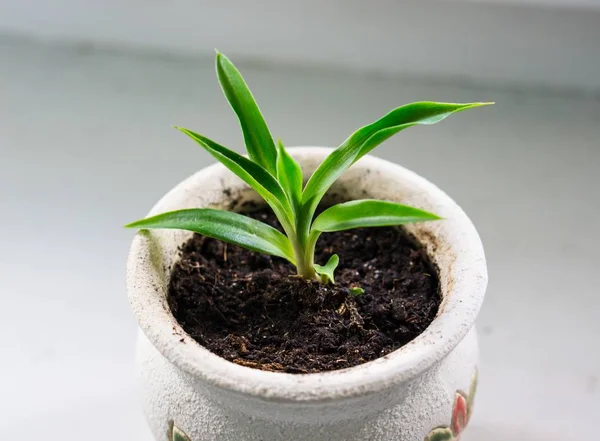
[[276, 140, 303, 210], [303, 102, 493, 205], [216, 52, 277, 175], [126, 208, 295, 262], [175, 127, 294, 226], [312, 199, 441, 233], [314, 254, 339, 284]]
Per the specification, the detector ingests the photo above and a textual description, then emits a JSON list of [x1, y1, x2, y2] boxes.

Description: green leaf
[[276, 140, 303, 211], [349, 286, 365, 296], [314, 254, 339, 284], [424, 427, 456, 441], [172, 425, 192, 441], [302, 102, 493, 206], [311, 199, 441, 233], [175, 127, 294, 227], [216, 52, 278, 175], [125, 208, 295, 263]]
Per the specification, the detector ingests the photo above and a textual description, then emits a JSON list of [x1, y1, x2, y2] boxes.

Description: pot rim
[[127, 147, 487, 403]]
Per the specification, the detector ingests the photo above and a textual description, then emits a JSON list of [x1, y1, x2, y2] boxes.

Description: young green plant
[[126, 52, 492, 283]]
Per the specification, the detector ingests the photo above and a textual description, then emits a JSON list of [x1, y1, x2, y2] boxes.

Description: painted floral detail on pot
[[424, 369, 478, 441], [171, 423, 191, 441]]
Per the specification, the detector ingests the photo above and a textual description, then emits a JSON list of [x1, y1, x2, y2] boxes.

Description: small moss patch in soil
[[168, 207, 441, 373]]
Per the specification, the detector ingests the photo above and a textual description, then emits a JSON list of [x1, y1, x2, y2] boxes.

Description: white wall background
[[461, 0, 600, 6], [1, 0, 600, 92]]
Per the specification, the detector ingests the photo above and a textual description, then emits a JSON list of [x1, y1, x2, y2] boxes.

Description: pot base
[[137, 328, 478, 441]]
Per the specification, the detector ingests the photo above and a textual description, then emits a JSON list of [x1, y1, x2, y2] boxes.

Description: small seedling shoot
[[349, 287, 365, 297], [127, 52, 492, 283]]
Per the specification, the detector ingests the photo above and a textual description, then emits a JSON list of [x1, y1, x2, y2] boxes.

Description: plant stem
[[291, 237, 317, 280], [292, 202, 316, 280]]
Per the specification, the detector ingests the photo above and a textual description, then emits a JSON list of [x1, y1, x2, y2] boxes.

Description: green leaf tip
[[215, 51, 278, 175], [124, 219, 144, 229], [456, 101, 494, 106]]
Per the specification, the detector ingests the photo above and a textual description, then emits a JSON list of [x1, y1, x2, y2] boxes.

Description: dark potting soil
[[168, 207, 441, 373]]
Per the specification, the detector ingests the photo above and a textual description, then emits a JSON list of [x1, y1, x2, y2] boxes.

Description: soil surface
[[168, 207, 441, 373]]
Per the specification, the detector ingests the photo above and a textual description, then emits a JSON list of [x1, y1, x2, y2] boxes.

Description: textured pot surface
[[127, 147, 487, 441]]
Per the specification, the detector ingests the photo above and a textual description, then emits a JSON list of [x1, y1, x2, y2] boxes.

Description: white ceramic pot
[[127, 147, 487, 441]]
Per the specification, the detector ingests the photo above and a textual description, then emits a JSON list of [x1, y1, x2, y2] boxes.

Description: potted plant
[[126, 52, 491, 441]]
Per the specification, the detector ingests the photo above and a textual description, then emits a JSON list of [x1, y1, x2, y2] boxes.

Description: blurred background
[[1, 1, 599, 440]]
